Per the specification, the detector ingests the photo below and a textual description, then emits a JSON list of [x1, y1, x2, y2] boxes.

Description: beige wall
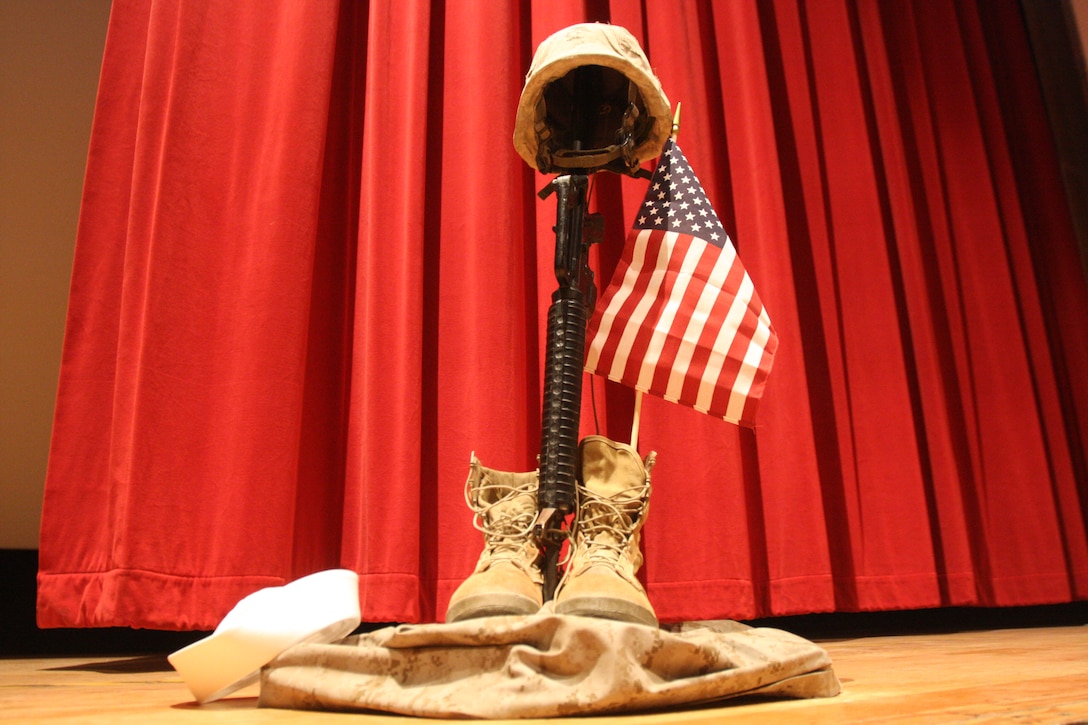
[[1, 1, 112, 548]]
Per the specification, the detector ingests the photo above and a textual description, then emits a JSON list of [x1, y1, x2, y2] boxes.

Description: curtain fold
[[39, 0, 1088, 630]]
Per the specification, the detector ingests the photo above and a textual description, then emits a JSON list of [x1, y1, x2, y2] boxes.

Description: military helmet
[[513, 23, 671, 176]]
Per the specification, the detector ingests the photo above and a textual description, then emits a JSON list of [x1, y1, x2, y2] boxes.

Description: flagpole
[[631, 103, 682, 451]]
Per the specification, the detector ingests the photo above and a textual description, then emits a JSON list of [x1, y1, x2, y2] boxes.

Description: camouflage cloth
[[259, 604, 840, 718]]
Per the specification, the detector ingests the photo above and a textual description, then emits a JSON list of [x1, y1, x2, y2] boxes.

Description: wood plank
[[2, 625, 1086, 723]]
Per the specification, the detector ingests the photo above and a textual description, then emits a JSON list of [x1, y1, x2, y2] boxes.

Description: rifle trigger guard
[[533, 507, 558, 540]]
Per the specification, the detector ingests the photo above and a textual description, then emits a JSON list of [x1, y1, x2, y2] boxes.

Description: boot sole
[[555, 595, 659, 628], [445, 593, 540, 623]]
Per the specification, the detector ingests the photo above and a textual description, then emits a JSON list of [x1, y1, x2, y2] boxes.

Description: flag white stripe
[[606, 232, 673, 382], [694, 274, 755, 413], [724, 317, 773, 422], [635, 234, 701, 391], [585, 229, 653, 372], [663, 242, 738, 402]]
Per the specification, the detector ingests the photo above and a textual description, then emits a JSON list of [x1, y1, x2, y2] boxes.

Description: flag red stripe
[[736, 325, 778, 422], [645, 237, 723, 395], [586, 229, 660, 377], [618, 233, 697, 390], [676, 256, 749, 408], [706, 292, 765, 417], [655, 238, 740, 402], [604, 230, 670, 379]]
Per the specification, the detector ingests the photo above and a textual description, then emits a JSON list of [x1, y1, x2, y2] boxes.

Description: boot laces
[[467, 479, 537, 562], [573, 481, 650, 565]]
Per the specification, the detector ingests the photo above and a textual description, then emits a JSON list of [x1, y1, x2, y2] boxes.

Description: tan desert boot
[[555, 435, 658, 627], [445, 455, 543, 622]]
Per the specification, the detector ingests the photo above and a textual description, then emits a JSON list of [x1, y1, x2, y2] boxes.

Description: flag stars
[[628, 139, 733, 249]]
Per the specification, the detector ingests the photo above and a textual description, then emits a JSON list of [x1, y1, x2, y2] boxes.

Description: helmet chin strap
[[549, 143, 625, 171]]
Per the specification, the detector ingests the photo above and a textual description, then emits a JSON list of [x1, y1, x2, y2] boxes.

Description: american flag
[[584, 138, 778, 427]]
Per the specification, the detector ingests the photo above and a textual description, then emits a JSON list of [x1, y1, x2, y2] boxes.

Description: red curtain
[[38, 0, 1088, 630]]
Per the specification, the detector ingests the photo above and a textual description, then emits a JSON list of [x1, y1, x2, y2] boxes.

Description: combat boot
[[445, 455, 543, 622], [555, 435, 658, 627]]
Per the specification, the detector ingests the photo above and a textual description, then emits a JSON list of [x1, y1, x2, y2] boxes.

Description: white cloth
[[168, 569, 361, 703]]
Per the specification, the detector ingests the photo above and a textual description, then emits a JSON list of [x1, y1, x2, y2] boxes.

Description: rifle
[[533, 173, 600, 602]]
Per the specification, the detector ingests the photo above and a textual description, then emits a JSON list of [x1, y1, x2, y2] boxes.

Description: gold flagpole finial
[[671, 102, 682, 139]]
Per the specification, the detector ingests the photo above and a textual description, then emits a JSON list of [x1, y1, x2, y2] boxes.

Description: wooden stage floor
[[2, 624, 1086, 723]]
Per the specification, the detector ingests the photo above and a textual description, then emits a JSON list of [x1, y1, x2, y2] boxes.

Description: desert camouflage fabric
[[259, 604, 840, 718]]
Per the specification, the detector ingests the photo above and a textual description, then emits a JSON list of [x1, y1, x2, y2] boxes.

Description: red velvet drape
[[38, 0, 1088, 629]]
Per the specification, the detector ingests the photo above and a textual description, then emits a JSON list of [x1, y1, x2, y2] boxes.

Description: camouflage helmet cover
[[513, 23, 671, 175]]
